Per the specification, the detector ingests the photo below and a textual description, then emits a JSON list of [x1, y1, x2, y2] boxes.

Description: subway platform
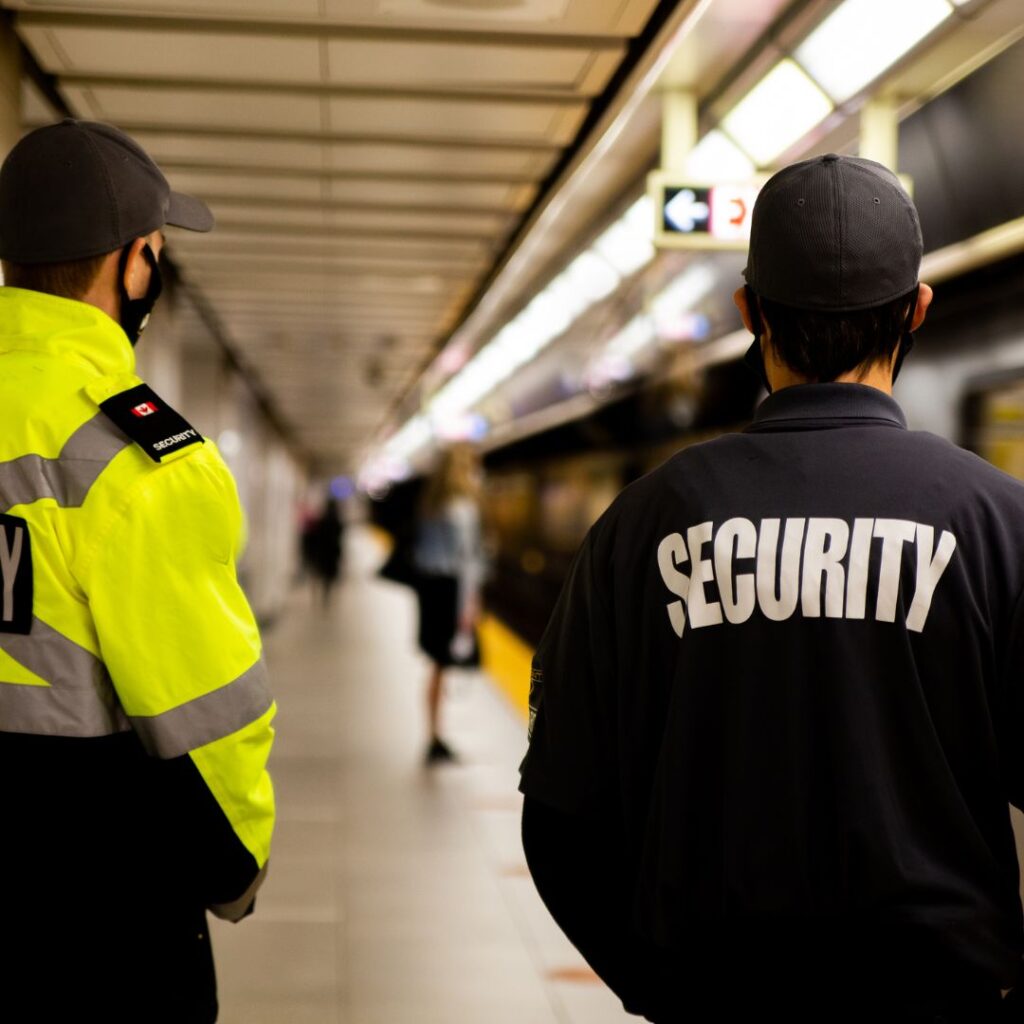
[[209, 528, 630, 1024]]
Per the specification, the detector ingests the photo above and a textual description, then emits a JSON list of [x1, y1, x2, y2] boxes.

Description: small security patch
[[100, 383, 204, 464], [0, 514, 32, 635]]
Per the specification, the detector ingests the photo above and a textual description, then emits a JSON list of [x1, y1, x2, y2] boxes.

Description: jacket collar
[[747, 382, 907, 433], [0, 287, 135, 378]]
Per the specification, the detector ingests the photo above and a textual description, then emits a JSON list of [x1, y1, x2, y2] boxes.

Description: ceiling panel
[[171, 233, 493, 264], [62, 83, 323, 132], [10, 0, 323, 16], [190, 259, 486, 280], [165, 169, 326, 201], [161, 169, 533, 209], [205, 200, 513, 235], [20, 80, 52, 125], [345, 0, 661, 35], [216, 304, 448, 323], [119, 132, 329, 170], [7, 0, 662, 36], [137, 136, 555, 179], [20, 21, 623, 96], [326, 94, 587, 145], [20, 23, 323, 84], [323, 178, 535, 210], [324, 37, 621, 94], [324, 142, 556, 178], [9, 0, 670, 467]]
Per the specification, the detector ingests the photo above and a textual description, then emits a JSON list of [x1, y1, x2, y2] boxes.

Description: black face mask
[[742, 285, 772, 394], [117, 242, 163, 346], [891, 287, 919, 384]]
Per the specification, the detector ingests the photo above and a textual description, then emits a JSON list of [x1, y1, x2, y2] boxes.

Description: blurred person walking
[[305, 495, 345, 607], [0, 119, 275, 1023], [520, 155, 1024, 1022], [414, 444, 485, 763]]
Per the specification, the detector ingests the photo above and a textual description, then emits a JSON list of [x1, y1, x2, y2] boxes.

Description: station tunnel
[[2, 0, 1024, 1020]]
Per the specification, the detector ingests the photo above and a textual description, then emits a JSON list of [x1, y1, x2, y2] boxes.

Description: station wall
[[137, 284, 308, 625]]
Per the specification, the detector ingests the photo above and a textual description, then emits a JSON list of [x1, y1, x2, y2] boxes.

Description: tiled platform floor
[[211, 529, 632, 1024]]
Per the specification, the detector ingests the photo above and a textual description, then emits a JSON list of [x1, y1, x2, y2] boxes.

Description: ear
[[122, 237, 150, 300], [910, 282, 933, 331], [733, 286, 756, 334]]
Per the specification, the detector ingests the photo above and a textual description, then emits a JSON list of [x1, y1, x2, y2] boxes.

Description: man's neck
[[766, 347, 895, 395], [770, 366, 894, 395]]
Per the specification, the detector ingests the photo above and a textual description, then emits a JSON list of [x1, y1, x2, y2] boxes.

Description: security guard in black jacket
[[519, 154, 1024, 1022]]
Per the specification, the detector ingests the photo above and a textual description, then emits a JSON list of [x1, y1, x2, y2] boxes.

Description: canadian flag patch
[[131, 402, 158, 417]]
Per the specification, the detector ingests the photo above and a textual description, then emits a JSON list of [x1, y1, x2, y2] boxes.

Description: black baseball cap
[[0, 118, 213, 264], [743, 153, 922, 312]]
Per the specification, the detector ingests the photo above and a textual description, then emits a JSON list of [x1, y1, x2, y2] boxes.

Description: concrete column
[[661, 90, 698, 174], [859, 99, 899, 171], [0, 20, 21, 158]]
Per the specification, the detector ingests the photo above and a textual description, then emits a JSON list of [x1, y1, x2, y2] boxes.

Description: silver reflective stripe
[[0, 617, 130, 738], [210, 861, 269, 922], [129, 659, 272, 759], [0, 414, 131, 512]]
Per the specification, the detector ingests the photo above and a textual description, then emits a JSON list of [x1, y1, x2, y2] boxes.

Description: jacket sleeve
[[518, 516, 619, 817], [522, 796, 653, 1016], [77, 444, 275, 919]]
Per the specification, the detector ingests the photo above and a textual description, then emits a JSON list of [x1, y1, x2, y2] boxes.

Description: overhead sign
[[649, 172, 761, 251]]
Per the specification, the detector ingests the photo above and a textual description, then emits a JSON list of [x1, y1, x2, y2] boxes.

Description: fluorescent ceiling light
[[722, 59, 834, 166], [685, 130, 756, 182], [605, 316, 656, 360], [564, 251, 621, 305], [795, 0, 953, 104], [593, 195, 656, 277], [384, 414, 432, 462], [651, 265, 717, 330], [427, 195, 653, 423]]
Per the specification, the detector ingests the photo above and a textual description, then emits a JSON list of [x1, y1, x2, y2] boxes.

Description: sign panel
[[649, 172, 762, 251]]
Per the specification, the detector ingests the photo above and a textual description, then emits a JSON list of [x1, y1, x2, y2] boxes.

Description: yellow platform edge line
[[479, 614, 533, 722]]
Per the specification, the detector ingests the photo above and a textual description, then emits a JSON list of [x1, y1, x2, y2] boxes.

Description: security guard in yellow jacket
[[0, 120, 275, 1023]]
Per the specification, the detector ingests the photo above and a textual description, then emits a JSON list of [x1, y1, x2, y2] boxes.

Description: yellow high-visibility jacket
[[0, 287, 275, 1021]]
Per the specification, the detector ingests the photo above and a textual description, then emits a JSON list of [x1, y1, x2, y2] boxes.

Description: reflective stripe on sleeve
[[128, 659, 273, 759], [0, 415, 130, 512], [0, 617, 130, 738]]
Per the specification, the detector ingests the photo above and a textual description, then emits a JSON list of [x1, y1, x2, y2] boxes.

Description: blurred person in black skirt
[[414, 444, 485, 763]]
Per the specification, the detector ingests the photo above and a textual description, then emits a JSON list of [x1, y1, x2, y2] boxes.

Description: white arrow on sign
[[664, 188, 710, 233]]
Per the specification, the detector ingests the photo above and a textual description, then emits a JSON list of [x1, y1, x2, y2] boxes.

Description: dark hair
[[2, 252, 110, 301], [755, 286, 918, 382]]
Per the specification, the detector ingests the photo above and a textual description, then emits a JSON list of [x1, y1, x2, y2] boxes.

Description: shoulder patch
[[98, 383, 204, 464]]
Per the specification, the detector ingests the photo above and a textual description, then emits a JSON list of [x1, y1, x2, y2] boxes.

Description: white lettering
[[906, 525, 957, 633], [845, 518, 874, 619], [714, 517, 757, 624], [686, 522, 722, 628], [801, 518, 849, 619], [873, 519, 917, 622], [0, 525, 23, 622], [656, 516, 959, 636], [757, 518, 805, 621], [657, 533, 690, 638], [154, 429, 198, 452]]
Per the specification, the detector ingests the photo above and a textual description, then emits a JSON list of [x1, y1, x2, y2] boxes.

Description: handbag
[[377, 538, 421, 590]]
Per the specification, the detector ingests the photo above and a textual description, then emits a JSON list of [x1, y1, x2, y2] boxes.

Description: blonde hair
[[420, 443, 481, 518]]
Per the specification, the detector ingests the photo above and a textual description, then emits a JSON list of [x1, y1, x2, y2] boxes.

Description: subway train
[[371, 32, 1024, 650]]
